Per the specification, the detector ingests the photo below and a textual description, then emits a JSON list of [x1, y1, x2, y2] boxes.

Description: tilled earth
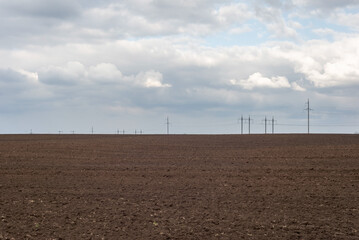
[[0, 134, 358, 239]]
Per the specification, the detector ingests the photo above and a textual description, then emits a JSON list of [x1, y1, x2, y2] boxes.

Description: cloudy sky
[[0, 0, 358, 134]]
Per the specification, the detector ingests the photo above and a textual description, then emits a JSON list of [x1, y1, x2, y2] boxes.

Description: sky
[[0, 0, 358, 134]]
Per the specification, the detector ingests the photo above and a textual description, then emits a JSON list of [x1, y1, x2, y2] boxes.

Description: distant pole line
[[91, 126, 94, 135], [307, 99, 309, 134], [166, 116, 170, 134], [305, 99, 313, 134]]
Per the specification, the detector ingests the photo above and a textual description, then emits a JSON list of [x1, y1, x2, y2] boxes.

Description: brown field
[[0, 134, 358, 239]]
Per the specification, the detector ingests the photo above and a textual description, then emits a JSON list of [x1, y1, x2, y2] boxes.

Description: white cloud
[[288, 37, 359, 87], [335, 12, 359, 31], [292, 0, 359, 10], [16, 69, 39, 83], [313, 28, 338, 37], [215, 3, 252, 25], [134, 70, 171, 88], [88, 63, 123, 82], [80, 1, 250, 38], [230, 72, 291, 90], [254, 5, 298, 39], [291, 82, 306, 91], [306, 58, 359, 87], [38, 62, 171, 89]]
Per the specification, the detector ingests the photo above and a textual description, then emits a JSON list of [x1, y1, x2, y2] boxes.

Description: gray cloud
[[0, 0, 358, 133], [0, 0, 253, 47], [0, 0, 81, 19], [257, 0, 359, 10], [254, 6, 299, 39], [292, 0, 359, 10]]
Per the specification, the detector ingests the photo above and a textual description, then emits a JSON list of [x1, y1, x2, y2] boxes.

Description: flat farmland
[[0, 134, 358, 239]]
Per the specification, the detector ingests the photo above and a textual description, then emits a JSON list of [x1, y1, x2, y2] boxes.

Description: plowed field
[[0, 134, 358, 239]]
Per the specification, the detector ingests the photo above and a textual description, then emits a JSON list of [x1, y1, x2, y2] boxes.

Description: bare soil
[[0, 134, 358, 239]]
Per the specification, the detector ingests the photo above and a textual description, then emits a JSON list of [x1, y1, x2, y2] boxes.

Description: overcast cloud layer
[[0, 0, 358, 134]]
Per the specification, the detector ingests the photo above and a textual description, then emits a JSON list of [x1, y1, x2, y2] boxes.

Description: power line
[[311, 123, 359, 127], [276, 123, 307, 126], [176, 120, 236, 127]]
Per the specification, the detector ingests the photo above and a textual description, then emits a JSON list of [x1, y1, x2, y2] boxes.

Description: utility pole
[[237, 116, 244, 134], [249, 115, 252, 134], [263, 116, 268, 134], [305, 99, 313, 134], [244, 116, 253, 134], [91, 126, 94, 135], [271, 117, 275, 134], [166, 116, 170, 135], [241, 115, 244, 134]]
